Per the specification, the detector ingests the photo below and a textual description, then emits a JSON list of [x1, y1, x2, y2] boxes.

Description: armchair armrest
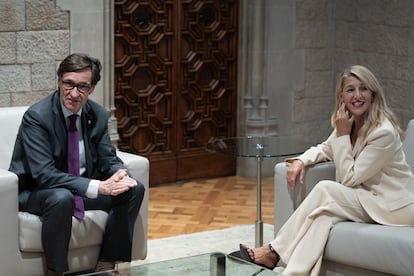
[[274, 161, 335, 234], [117, 150, 149, 260], [0, 169, 19, 273]]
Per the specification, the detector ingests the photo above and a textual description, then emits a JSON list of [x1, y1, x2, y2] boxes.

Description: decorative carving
[[199, 5, 215, 25], [114, 0, 238, 183], [134, 8, 151, 28]]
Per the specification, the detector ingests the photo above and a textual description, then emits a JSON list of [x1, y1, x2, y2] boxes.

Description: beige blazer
[[296, 118, 414, 226]]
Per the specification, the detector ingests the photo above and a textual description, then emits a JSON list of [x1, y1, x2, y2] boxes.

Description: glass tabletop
[[110, 252, 281, 276], [205, 136, 310, 158]]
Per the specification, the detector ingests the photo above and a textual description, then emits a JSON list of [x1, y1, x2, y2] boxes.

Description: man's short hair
[[57, 53, 102, 86]]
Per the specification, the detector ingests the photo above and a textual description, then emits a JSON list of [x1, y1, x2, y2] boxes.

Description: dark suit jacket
[[9, 90, 126, 195]]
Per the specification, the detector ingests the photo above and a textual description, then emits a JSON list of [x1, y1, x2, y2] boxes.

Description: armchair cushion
[[324, 222, 414, 275], [19, 211, 107, 252]]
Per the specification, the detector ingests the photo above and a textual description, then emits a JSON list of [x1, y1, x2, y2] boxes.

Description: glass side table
[[206, 136, 309, 247]]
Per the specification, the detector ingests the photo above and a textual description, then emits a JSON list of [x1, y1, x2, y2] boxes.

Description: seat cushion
[[19, 210, 108, 252], [324, 221, 414, 275]]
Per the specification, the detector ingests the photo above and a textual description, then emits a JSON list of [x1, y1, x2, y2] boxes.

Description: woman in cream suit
[[238, 65, 414, 275]]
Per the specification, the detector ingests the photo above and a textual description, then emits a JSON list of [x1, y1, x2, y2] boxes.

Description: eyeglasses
[[61, 79, 92, 95]]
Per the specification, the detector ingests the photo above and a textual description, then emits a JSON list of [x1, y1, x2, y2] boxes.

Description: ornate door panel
[[114, 0, 238, 185]]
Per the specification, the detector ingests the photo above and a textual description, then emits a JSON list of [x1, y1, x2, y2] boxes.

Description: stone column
[[237, 0, 304, 177], [239, 0, 277, 138], [237, 0, 276, 177]]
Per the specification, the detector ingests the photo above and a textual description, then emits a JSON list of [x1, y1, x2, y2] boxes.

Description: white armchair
[[0, 106, 149, 275]]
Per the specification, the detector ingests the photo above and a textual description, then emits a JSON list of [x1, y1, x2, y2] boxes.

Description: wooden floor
[[147, 176, 275, 239]]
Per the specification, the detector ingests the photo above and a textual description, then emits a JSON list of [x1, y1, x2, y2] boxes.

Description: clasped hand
[[99, 169, 137, 196]]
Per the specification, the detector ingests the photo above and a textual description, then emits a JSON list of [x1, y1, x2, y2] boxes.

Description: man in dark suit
[[9, 53, 145, 276]]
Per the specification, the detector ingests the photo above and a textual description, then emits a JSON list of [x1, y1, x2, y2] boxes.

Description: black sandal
[[239, 244, 254, 262], [238, 243, 278, 270]]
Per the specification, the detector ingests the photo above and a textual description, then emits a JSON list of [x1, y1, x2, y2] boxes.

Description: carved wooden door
[[114, 0, 238, 185]]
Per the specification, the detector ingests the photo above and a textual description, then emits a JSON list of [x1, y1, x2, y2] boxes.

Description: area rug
[[127, 223, 284, 274]]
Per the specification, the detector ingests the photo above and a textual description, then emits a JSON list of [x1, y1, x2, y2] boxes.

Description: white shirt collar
[[61, 103, 82, 118]]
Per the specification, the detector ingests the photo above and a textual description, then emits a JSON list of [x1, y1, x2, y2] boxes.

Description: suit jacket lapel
[[51, 92, 68, 164]]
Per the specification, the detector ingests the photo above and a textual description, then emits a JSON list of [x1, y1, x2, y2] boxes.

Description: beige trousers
[[271, 180, 374, 276]]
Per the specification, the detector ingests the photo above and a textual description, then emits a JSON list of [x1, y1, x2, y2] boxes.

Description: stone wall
[[292, 0, 334, 143], [332, 0, 414, 130], [0, 0, 70, 107], [294, 0, 414, 142], [0, 0, 117, 139]]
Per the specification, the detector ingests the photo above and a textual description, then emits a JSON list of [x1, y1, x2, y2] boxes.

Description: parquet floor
[[147, 176, 274, 239]]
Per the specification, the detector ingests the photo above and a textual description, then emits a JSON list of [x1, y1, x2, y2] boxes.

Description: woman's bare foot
[[241, 244, 279, 269]]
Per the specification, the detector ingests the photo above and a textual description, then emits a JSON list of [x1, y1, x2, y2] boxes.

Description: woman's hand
[[286, 159, 305, 189], [336, 102, 354, 136]]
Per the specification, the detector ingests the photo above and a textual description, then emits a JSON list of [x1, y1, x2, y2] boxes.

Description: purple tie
[[67, 114, 85, 220]]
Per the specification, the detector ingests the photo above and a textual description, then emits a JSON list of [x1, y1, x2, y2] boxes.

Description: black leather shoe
[[46, 269, 64, 276], [95, 261, 115, 272]]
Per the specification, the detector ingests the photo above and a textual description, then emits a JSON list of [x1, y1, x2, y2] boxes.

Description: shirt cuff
[[86, 179, 100, 198]]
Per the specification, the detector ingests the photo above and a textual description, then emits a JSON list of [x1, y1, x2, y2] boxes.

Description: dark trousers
[[19, 184, 145, 272]]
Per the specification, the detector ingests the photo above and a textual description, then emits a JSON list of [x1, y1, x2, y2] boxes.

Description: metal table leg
[[255, 155, 263, 247]]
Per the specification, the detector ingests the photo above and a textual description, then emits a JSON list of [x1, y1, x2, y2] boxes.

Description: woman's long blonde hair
[[330, 65, 405, 141]]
